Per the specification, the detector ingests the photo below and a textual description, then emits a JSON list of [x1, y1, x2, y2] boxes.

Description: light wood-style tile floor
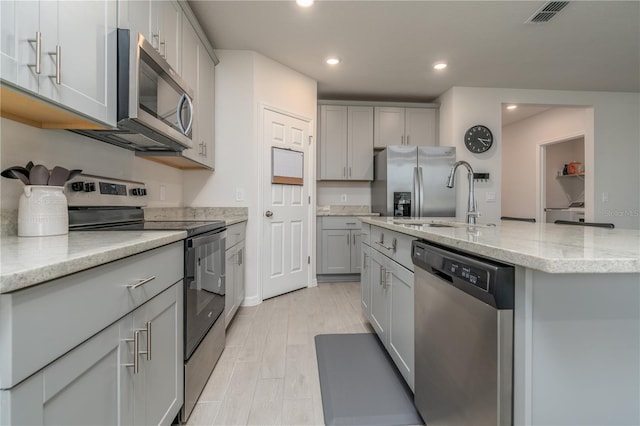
[[187, 281, 374, 426]]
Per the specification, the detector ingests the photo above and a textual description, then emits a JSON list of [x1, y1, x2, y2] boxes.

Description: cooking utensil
[[48, 166, 70, 186], [67, 169, 82, 181], [11, 169, 31, 185], [25, 161, 34, 171], [2, 166, 31, 182], [29, 165, 49, 185], [1, 168, 30, 185]]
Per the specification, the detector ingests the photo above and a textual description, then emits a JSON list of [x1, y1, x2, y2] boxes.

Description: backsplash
[[143, 207, 248, 222], [0, 118, 184, 211]]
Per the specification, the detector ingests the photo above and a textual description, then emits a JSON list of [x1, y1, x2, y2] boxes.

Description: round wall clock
[[464, 125, 493, 153]]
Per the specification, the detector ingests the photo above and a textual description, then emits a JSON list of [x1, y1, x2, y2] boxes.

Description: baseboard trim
[[317, 274, 361, 283], [240, 295, 261, 306]]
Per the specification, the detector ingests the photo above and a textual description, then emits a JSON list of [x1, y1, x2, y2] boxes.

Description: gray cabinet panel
[[319, 105, 348, 179], [361, 244, 372, 316], [369, 249, 388, 339], [387, 261, 415, 391], [321, 229, 351, 274], [0, 316, 131, 426], [225, 223, 246, 327], [0, 242, 182, 389]]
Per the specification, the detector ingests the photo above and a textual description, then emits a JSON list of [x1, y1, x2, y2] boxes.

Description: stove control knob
[[141, 188, 147, 196], [131, 188, 139, 196], [131, 188, 146, 196], [71, 182, 84, 192], [85, 182, 96, 192]]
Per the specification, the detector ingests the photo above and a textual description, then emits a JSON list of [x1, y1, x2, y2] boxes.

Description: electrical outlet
[[340, 194, 347, 202], [485, 191, 496, 203], [159, 185, 166, 201], [602, 192, 608, 203], [235, 188, 245, 202]]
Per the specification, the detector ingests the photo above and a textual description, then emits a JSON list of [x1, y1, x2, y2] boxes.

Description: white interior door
[[262, 108, 311, 300]]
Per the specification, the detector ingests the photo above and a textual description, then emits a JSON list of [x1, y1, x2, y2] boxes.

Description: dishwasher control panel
[[443, 259, 489, 292]]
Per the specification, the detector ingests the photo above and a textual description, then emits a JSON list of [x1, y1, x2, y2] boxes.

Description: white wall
[[316, 181, 371, 206], [0, 118, 183, 211], [502, 108, 588, 218], [437, 87, 640, 229], [183, 50, 317, 306]]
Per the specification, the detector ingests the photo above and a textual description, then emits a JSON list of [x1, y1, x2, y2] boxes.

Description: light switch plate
[[235, 188, 245, 202], [485, 191, 496, 202], [340, 194, 347, 202]]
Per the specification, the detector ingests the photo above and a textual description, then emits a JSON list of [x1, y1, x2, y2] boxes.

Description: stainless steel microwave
[[73, 29, 194, 152]]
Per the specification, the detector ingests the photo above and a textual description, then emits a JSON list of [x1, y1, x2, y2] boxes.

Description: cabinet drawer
[[370, 225, 414, 271], [0, 242, 183, 389], [226, 222, 246, 250], [320, 216, 361, 230]]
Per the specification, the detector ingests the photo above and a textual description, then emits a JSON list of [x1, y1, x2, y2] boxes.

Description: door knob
[[265, 210, 273, 217]]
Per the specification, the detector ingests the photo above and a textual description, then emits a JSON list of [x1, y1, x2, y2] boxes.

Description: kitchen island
[[361, 217, 640, 426]]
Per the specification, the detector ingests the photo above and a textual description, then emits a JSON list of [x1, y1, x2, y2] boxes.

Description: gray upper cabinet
[[318, 104, 374, 181], [0, 0, 117, 126], [180, 13, 215, 169], [374, 107, 437, 148], [124, 0, 180, 71]]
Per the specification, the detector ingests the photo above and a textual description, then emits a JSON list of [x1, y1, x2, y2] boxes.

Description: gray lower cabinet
[[0, 242, 184, 426], [363, 224, 415, 391], [225, 222, 246, 327], [1, 283, 182, 426], [318, 217, 361, 275]]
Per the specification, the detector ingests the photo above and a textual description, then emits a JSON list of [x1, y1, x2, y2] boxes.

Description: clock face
[[464, 125, 493, 153]]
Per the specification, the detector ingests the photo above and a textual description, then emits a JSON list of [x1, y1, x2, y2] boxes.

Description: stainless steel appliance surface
[[73, 29, 194, 152], [412, 240, 515, 426], [545, 206, 585, 223], [371, 146, 456, 217], [67, 174, 226, 423]]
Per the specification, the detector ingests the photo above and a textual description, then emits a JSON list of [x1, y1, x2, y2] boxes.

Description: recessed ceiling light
[[506, 105, 518, 110], [433, 62, 447, 70], [326, 57, 340, 65], [296, 0, 314, 7]]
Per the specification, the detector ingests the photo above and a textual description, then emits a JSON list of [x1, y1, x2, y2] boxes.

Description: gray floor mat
[[314, 333, 423, 426]]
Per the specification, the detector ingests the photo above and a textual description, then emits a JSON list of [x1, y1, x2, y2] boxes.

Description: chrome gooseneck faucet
[[447, 161, 480, 224]]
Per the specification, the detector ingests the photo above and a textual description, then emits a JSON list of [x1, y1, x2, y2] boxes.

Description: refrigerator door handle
[[413, 166, 419, 218], [418, 166, 424, 216]]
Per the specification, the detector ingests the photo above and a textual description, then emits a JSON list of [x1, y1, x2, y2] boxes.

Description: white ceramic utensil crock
[[18, 185, 68, 237]]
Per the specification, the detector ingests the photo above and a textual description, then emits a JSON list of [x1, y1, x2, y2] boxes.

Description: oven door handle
[[187, 230, 226, 248]]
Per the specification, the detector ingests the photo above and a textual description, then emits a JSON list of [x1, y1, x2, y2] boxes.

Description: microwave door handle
[[176, 94, 193, 135]]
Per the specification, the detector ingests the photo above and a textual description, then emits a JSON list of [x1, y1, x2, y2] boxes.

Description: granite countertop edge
[[0, 231, 186, 294], [361, 217, 640, 274]]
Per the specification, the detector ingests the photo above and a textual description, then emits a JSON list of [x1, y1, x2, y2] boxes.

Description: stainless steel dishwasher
[[411, 240, 515, 426]]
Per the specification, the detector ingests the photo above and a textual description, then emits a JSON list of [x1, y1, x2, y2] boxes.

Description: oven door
[[184, 229, 226, 359]]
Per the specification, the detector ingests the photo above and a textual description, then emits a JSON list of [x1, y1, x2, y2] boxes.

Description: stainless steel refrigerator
[[371, 146, 456, 217]]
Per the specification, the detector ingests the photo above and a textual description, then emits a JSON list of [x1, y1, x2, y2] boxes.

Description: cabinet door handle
[[363, 253, 368, 269], [406, 135, 410, 145], [127, 276, 156, 289], [384, 270, 392, 289], [237, 250, 243, 265], [152, 33, 160, 49], [380, 267, 386, 287], [49, 45, 61, 85], [349, 166, 352, 177], [343, 167, 346, 178], [124, 331, 141, 374], [353, 233, 356, 245], [160, 40, 166, 58], [28, 31, 42, 74], [347, 234, 350, 246], [401, 135, 404, 145], [345, 222, 357, 225], [145, 321, 152, 361]]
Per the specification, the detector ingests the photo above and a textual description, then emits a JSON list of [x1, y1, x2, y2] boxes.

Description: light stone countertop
[[0, 231, 186, 294], [362, 217, 640, 273]]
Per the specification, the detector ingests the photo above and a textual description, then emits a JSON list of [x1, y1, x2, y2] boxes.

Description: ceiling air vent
[[526, 1, 570, 23]]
